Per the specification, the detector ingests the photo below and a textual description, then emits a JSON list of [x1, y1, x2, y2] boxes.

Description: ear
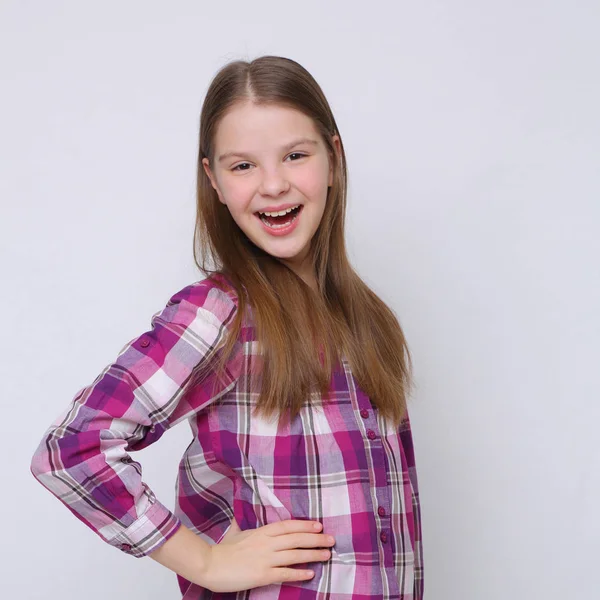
[[202, 158, 218, 191], [328, 134, 341, 187], [202, 158, 226, 205]]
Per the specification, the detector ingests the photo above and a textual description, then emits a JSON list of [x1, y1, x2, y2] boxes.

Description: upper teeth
[[259, 205, 300, 217]]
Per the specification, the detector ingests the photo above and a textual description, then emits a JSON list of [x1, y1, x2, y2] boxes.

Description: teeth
[[259, 205, 300, 217], [260, 212, 300, 229]]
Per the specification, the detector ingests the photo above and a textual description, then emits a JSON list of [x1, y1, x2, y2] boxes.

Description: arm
[[30, 279, 242, 558], [399, 410, 425, 598], [148, 523, 212, 585]]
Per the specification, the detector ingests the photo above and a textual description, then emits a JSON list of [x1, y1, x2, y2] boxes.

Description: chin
[[269, 251, 304, 263]]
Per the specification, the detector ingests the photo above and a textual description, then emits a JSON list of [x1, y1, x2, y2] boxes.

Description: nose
[[258, 164, 290, 197]]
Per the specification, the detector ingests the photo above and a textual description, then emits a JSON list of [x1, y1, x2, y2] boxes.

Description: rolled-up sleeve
[[30, 279, 242, 558]]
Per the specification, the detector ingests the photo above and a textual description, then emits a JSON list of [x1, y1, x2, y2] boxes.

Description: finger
[[262, 519, 322, 537], [271, 532, 335, 552], [267, 567, 315, 585], [270, 548, 331, 568]]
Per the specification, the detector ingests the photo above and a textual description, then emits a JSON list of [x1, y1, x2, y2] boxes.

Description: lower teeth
[[260, 213, 299, 229]]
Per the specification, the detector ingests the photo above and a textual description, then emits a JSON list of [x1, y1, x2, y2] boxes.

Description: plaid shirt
[[30, 273, 424, 599]]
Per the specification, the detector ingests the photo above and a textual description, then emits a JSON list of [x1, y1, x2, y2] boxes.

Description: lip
[[254, 202, 303, 214]]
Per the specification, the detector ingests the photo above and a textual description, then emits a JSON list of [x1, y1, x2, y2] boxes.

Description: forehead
[[214, 102, 322, 151]]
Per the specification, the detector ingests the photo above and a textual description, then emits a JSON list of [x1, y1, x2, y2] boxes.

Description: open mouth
[[256, 205, 303, 229]]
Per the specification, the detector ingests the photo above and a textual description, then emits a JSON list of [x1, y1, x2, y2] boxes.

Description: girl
[[30, 55, 424, 599]]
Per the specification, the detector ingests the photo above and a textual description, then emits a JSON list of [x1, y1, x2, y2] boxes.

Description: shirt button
[[140, 338, 150, 348], [360, 409, 369, 419], [120, 543, 132, 552], [378, 506, 386, 517], [120, 457, 132, 464], [380, 531, 388, 543], [367, 429, 376, 440]]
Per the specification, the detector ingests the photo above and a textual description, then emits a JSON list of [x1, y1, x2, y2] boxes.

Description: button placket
[[342, 360, 401, 596], [345, 364, 394, 562], [356, 399, 392, 554]]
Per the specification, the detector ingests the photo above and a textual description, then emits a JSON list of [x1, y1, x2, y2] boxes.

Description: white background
[[1, 1, 599, 598]]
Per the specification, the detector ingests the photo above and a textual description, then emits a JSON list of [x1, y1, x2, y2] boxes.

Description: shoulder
[[157, 273, 240, 329]]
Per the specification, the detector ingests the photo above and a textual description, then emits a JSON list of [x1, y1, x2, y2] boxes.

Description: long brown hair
[[193, 55, 413, 428]]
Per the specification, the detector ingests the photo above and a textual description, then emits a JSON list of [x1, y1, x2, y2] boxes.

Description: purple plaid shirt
[[30, 273, 424, 599]]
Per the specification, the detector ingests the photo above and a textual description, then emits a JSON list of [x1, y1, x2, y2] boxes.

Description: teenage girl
[[30, 55, 424, 599]]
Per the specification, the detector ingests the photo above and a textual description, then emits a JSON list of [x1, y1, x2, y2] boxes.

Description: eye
[[286, 152, 307, 161], [231, 162, 252, 172]]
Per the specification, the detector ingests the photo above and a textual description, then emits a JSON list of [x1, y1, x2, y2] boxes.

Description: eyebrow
[[217, 137, 320, 163]]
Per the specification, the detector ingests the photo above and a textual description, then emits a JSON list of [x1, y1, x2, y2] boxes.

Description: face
[[202, 101, 340, 285]]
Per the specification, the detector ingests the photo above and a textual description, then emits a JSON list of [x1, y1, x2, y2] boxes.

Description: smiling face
[[202, 101, 340, 287]]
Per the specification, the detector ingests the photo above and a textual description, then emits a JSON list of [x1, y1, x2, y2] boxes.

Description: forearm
[[148, 523, 212, 586]]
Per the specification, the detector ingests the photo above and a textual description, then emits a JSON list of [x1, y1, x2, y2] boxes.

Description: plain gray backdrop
[[1, 1, 599, 598]]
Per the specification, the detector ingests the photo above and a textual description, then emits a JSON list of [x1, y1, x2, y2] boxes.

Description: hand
[[199, 518, 335, 593]]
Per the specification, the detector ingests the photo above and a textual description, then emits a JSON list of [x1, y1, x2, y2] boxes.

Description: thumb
[[219, 517, 241, 544]]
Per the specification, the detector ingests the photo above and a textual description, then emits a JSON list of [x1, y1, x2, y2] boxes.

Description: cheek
[[220, 178, 255, 211], [296, 164, 330, 199]]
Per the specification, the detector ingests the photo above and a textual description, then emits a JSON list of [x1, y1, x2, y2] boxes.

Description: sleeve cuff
[[109, 499, 182, 558]]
